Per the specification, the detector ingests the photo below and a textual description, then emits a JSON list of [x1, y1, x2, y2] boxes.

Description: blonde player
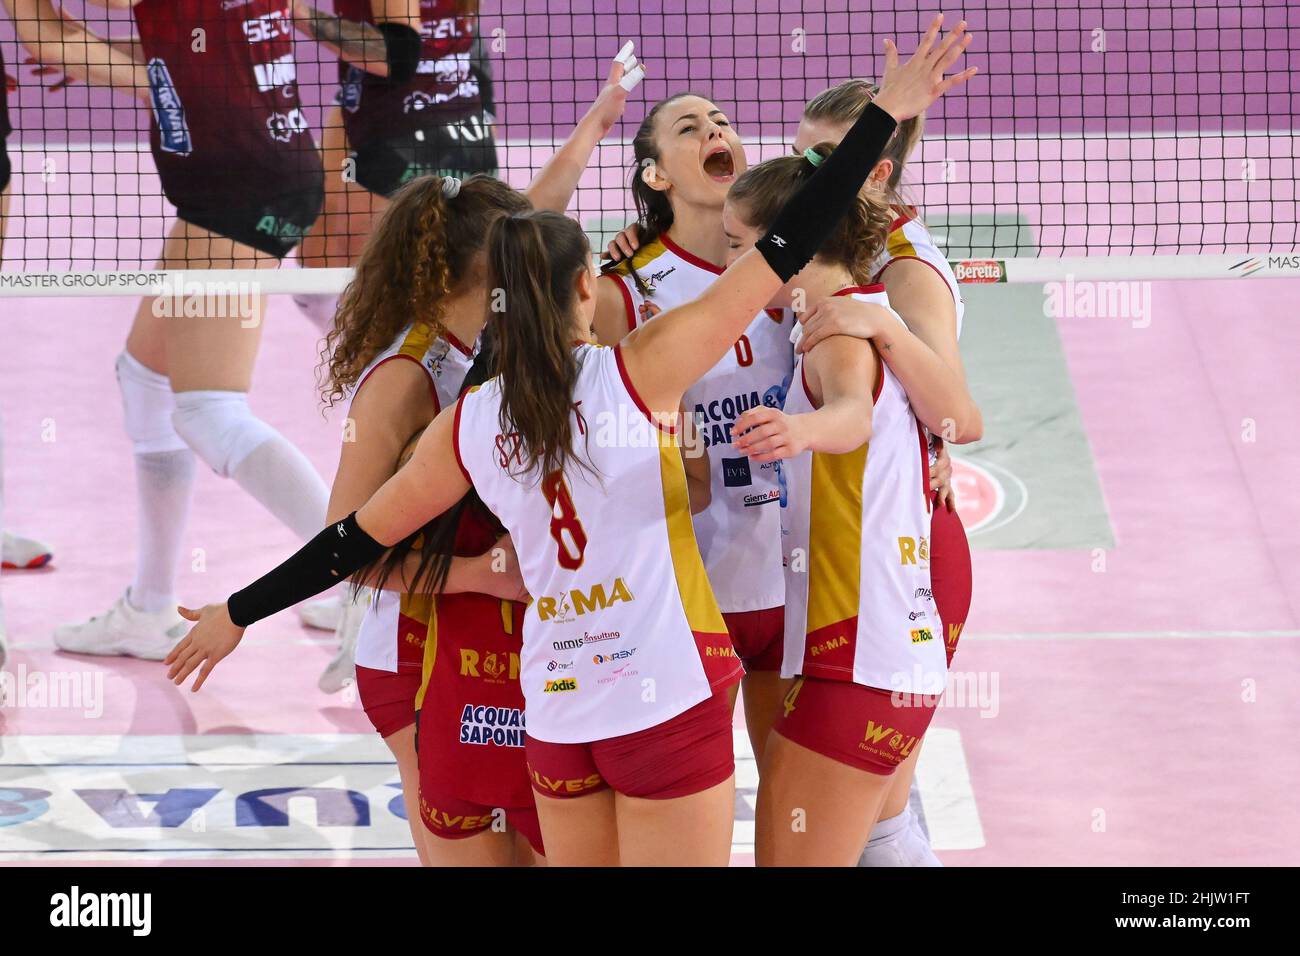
[[714, 146, 942, 866], [791, 79, 982, 866], [165, 18, 975, 865]]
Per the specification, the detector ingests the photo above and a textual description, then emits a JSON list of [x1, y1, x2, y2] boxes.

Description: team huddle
[[1, 2, 980, 867]]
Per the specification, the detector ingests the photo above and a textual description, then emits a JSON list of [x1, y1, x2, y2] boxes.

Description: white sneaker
[[53, 590, 187, 661], [298, 595, 343, 631], [2, 530, 54, 570], [318, 590, 367, 694]]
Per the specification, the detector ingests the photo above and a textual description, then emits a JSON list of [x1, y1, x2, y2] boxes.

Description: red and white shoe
[[2, 530, 53, 570]]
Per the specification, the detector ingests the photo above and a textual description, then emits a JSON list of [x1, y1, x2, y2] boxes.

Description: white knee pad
[[116, 352, 188, 455], [172, 390, 277, 478]]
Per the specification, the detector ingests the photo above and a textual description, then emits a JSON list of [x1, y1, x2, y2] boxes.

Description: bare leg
[[615, 776, 736, 867], [755, 732, 893, 867], [380, 723, 433, 867], [532, 788, 620, 867], [739, 672, 791, 772]]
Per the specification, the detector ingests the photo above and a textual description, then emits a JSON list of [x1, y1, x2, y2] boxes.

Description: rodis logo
[[910, 628, 934, 644], [592, 648, 636, 664], [536, 578, 634, 624], [543, 678, 578, 693]]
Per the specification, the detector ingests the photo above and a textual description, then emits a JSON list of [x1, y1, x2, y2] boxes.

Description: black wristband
[[227, 513, 387, 628], [378, 22, 422, 84], [757, 101, 898, 282]]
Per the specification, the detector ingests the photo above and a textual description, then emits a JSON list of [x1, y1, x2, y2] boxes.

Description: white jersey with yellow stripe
[[873, 207, 965, 340], [603, 232, 793, 613], [352, 323, 478, 673], [780, 286, 945, 695], [452, 343, 739, 744]]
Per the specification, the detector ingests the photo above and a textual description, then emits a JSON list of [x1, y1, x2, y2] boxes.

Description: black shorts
[[352, 113, 498, 198], [174, 182, 324, 259], [0, 137, 11, 194]]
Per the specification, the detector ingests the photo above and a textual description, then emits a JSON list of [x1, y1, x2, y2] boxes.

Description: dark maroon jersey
[[132, 0, 321, 209], [334, 0, 484, 149]]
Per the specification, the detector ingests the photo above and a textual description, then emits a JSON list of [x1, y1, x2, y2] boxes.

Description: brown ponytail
[[729, 143, 893, 284], [803, 79, 925, 211], [320, 174, 529, 407], [485, 210, 593, 481]]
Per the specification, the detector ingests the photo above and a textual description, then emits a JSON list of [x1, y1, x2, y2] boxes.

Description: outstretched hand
[[164, 603, 247, 692], [872, 14, 978, 123]]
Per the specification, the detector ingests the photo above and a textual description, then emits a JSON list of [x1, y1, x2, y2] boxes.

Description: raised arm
[[5, 0, 149, 98], [621, 16, 976, 420], [288, 0, 423, 81], [524, 42, 645, 213]]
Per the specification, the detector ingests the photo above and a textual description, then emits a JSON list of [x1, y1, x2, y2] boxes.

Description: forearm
[[523, 109, 606, 213], [368, 548, 482, 594], [872, 321, 982, 442], [294, 2, 393, 78], [13, 4, 148, 92], [794, 400, 871, 455]]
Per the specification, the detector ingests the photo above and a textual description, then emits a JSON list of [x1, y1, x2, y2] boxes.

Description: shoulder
[[603, 235, 671, 278]]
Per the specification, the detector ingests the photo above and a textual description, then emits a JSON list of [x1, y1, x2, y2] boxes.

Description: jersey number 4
[[542, 471, 588, 570]]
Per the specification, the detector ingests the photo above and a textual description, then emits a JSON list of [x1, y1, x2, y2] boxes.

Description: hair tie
[[802, 147, 824, 168], [441, 176, 462, 199]]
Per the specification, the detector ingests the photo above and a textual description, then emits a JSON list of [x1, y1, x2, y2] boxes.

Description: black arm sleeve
[[227, 513, 387, 628], [756, 101, 899, 282], [378, 21, 423, 84]]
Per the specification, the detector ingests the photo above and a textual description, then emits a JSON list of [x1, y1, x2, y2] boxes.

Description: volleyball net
[[0, 0, 1296, 297]]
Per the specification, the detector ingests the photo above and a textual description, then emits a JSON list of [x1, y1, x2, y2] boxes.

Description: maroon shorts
[[526, 689, 735, 801], [355, 664, 421, 738], [418, 789, 545, 857], [723, 606, 784, 672], [773, 675, 940, 775], [930, 494, 972, 666], [415, 592, 539, 852]]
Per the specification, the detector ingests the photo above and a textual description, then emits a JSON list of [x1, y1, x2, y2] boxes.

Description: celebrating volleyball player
[[165, 16, 975, 866], [6, 0, 389, 659], [314, 175, 527, 862], [716, 147, 938, 866], [789, 79, 982, 866], [296, 53, 644, 860], [590, 94, 795, 762]]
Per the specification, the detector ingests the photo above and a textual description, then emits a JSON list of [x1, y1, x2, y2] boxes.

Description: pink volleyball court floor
[[1, 272, 1298, 866]]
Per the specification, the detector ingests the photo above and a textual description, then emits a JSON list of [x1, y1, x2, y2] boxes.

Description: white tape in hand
[[619, 63, 646, 92]]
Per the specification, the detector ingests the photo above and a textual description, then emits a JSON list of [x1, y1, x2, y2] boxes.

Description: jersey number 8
[[542, 471, 588, 570]]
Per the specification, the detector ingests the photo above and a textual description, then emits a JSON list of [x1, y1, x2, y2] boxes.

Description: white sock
[[857, 806, 943, 868], [128, 449, 197, 613], [229, 434, 329, 542]]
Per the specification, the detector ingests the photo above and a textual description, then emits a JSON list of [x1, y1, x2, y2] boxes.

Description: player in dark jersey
[[293, 1, 498, 329], [4, 0, 383, 658]]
